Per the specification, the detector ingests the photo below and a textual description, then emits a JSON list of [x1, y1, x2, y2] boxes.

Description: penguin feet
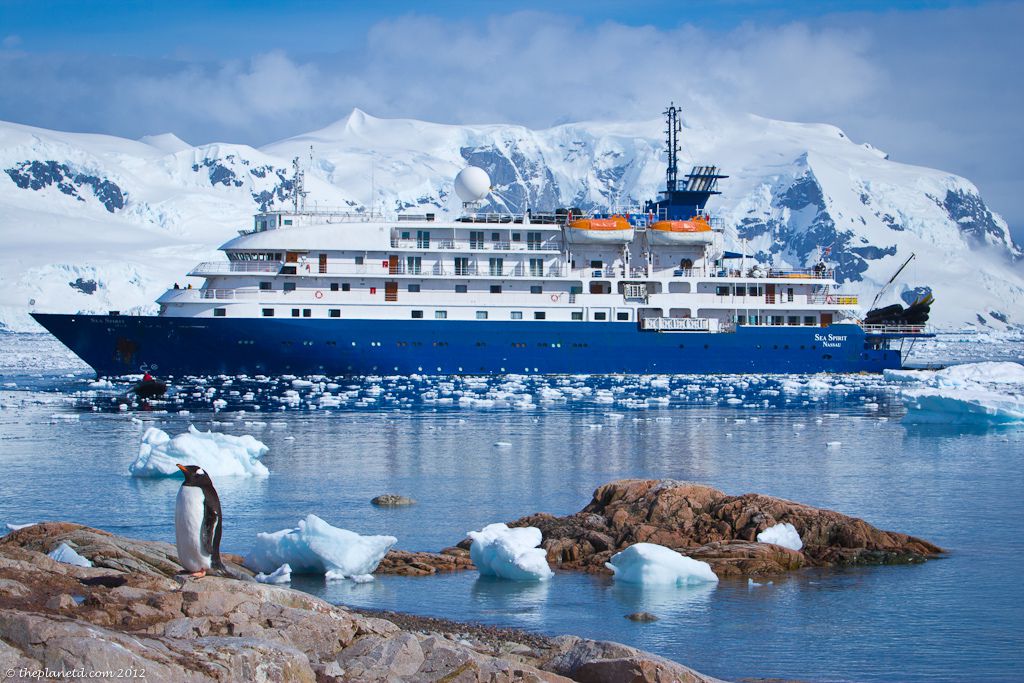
[[186, 569, 207, 578]]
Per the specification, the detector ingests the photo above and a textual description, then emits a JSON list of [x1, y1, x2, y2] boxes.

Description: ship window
[[491, 232, 501, 241], [283, 282, 296, 292], [213, 308, 226, 317], [329, 309, 340, 318], [490, 285, 502, 294], [401, 231, 411, 239], [408, 284, 421, 293], [476, 311, 488, 320], [259, 282, 272, 290], [772, 315, 785, 326], [511, 311, 523, 320], [804, 316, 816, 326], [330, 283, 339, 291], [716, 285, 729, 296], [416, 231, 430, 248], [512, 232, 521, 241], [534, 312, 546, 320], [342, 283, 350, 292], [455, 285, 468, 293], [788, 316, 800, 325], [262, 308, 274, 317], [530, 285, 543, 294], [470, 231, 484, 249], [617, 312, 629, 321], [594, 312, 607, 321], [303, 309, 311, 317], [435, 310, 447, 319], [291, 308, 300, 317], [283, 219, 293, 226], [572, 311, 583, 321], [750, 285, 763, 296], [354, 256, 364, 265], [590, 260, 602, 269], [735, 286, 746, 296], [530, 258, 544, 276], [411, 310, 423, 319]]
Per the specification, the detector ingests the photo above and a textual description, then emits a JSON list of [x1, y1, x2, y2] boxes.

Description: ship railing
[[862, 324, 929, 335], [189, 261, 281, 275], [807, 294, 859, 306], [390, 238, 561, 252], [641, 317, 715, 332]]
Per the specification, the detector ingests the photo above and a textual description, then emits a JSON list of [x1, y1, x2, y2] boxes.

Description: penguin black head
[[176, 464, 214, 489]]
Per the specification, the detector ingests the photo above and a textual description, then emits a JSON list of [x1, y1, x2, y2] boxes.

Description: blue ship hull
[[31, 313, 902, 377]]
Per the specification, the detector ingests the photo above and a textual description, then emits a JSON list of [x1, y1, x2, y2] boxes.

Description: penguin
[[174, 463, 226, 577]]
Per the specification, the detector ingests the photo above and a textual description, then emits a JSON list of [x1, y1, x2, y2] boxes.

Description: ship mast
[[665, 102, 681, 192], [291, 156, 308, 214]]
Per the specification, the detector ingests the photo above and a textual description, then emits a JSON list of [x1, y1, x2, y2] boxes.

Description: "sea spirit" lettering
[[814, 333, 848, 348]]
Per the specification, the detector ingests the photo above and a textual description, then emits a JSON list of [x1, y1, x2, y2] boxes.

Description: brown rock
[[500, 479, 942, 577], [374, 547, 474, 575]]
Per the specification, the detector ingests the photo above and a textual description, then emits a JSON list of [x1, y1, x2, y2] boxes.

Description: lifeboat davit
[[565, 216, 635, 245], [647, 218, 714, 246]]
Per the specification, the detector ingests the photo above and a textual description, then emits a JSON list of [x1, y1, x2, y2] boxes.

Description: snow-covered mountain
[[0, 109, 1020, 332]]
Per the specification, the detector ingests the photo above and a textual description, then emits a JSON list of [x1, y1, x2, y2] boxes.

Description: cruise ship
[[32, 106, 931, 377]]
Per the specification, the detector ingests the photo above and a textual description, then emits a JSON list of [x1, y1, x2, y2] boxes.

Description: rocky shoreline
[[382, 479, 943, 578], [0, 522, 722, 682], [0, 481, 943, 681]]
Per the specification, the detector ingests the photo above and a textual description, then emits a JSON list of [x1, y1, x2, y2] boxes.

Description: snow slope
[[1, 109, 1020, 331]]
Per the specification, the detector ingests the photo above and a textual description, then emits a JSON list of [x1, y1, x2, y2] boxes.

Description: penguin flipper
[[201, 498, 222, 563]]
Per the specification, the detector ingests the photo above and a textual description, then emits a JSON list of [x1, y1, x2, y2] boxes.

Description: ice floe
[[245, 514, 396, 581], [254, 563, 292, 584], [888, 361, 1024, 424], [48, 542, 92, 567], [467, 523, 553, 581], [129, 425, 269, 478], [757, 522, 804, 551], [604, 543, 718, 587]]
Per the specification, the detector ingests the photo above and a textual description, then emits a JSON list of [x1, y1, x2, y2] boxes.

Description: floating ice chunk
[[467, 523, 553, 581], [129, 425, 269, 478], [254, 563, 292, 584], [48, 542, 92, 567], [826, 441, 842, 448], [493, 441, 512, 448], [891, 361, 1024, 424], [757, 522, 803, 551], [6, 522, 36, 531], [606, 543, 717, 587], [245, 514, 396, 580]]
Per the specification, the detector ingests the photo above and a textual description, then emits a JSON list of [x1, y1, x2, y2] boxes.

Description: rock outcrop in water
[[488, 479, 943, 577], [0, 523, 721, 682]]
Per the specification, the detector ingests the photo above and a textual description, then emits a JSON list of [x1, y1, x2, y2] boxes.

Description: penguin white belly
[[175, 486, 211, 571]]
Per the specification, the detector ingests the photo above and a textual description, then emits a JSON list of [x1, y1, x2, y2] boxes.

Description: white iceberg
[[5, 522, 36, 532], [890, 362, 1024, 424], [467, 523, 553, 581], [605, 543, 718, 587], [129, 426, 269, 478], [48, 542, 92, 567], [757, 522, 804, 551], [254, 563, 292, 584], [245, 514, 396, 581]]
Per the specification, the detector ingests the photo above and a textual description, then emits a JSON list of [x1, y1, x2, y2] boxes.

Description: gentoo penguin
[[175, 463, 226, 577]]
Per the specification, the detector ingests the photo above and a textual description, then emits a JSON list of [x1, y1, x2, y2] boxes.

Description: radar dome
[[454, 167, 491, 203]]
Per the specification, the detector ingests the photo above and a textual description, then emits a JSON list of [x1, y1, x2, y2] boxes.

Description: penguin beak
[[176, 464, 188, 474]]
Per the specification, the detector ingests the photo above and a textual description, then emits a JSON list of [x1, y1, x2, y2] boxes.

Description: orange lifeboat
[[565, 215, 634, 244], [647, 217, 714, 245]]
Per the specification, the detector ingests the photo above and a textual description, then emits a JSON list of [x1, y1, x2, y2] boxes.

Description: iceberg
[[48, 542, 92, 567], [467, 523, 553, 581], [757, 522, 803, 551], [605, 543, 718, 587], [890, 362, 1024, 424], [254, 563, 292, 584], [245, 514, 396, 581], [129, 425, 269, 477]]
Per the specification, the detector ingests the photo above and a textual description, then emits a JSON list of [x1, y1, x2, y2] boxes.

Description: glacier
[[0, 109, 1020, 331]]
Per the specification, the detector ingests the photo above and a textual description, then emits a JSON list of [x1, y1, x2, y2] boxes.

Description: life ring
[[314, 290, 324, 299], [550, 293, 561, 302]]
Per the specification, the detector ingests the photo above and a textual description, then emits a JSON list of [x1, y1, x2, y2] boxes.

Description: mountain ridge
[[0, 109, 1019, 332]]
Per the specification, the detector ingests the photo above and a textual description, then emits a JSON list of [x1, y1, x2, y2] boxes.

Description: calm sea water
[[1, 333, 1022, 682]]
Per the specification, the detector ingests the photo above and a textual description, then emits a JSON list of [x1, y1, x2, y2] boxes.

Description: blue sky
[[1, 0, 1022, 242]]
